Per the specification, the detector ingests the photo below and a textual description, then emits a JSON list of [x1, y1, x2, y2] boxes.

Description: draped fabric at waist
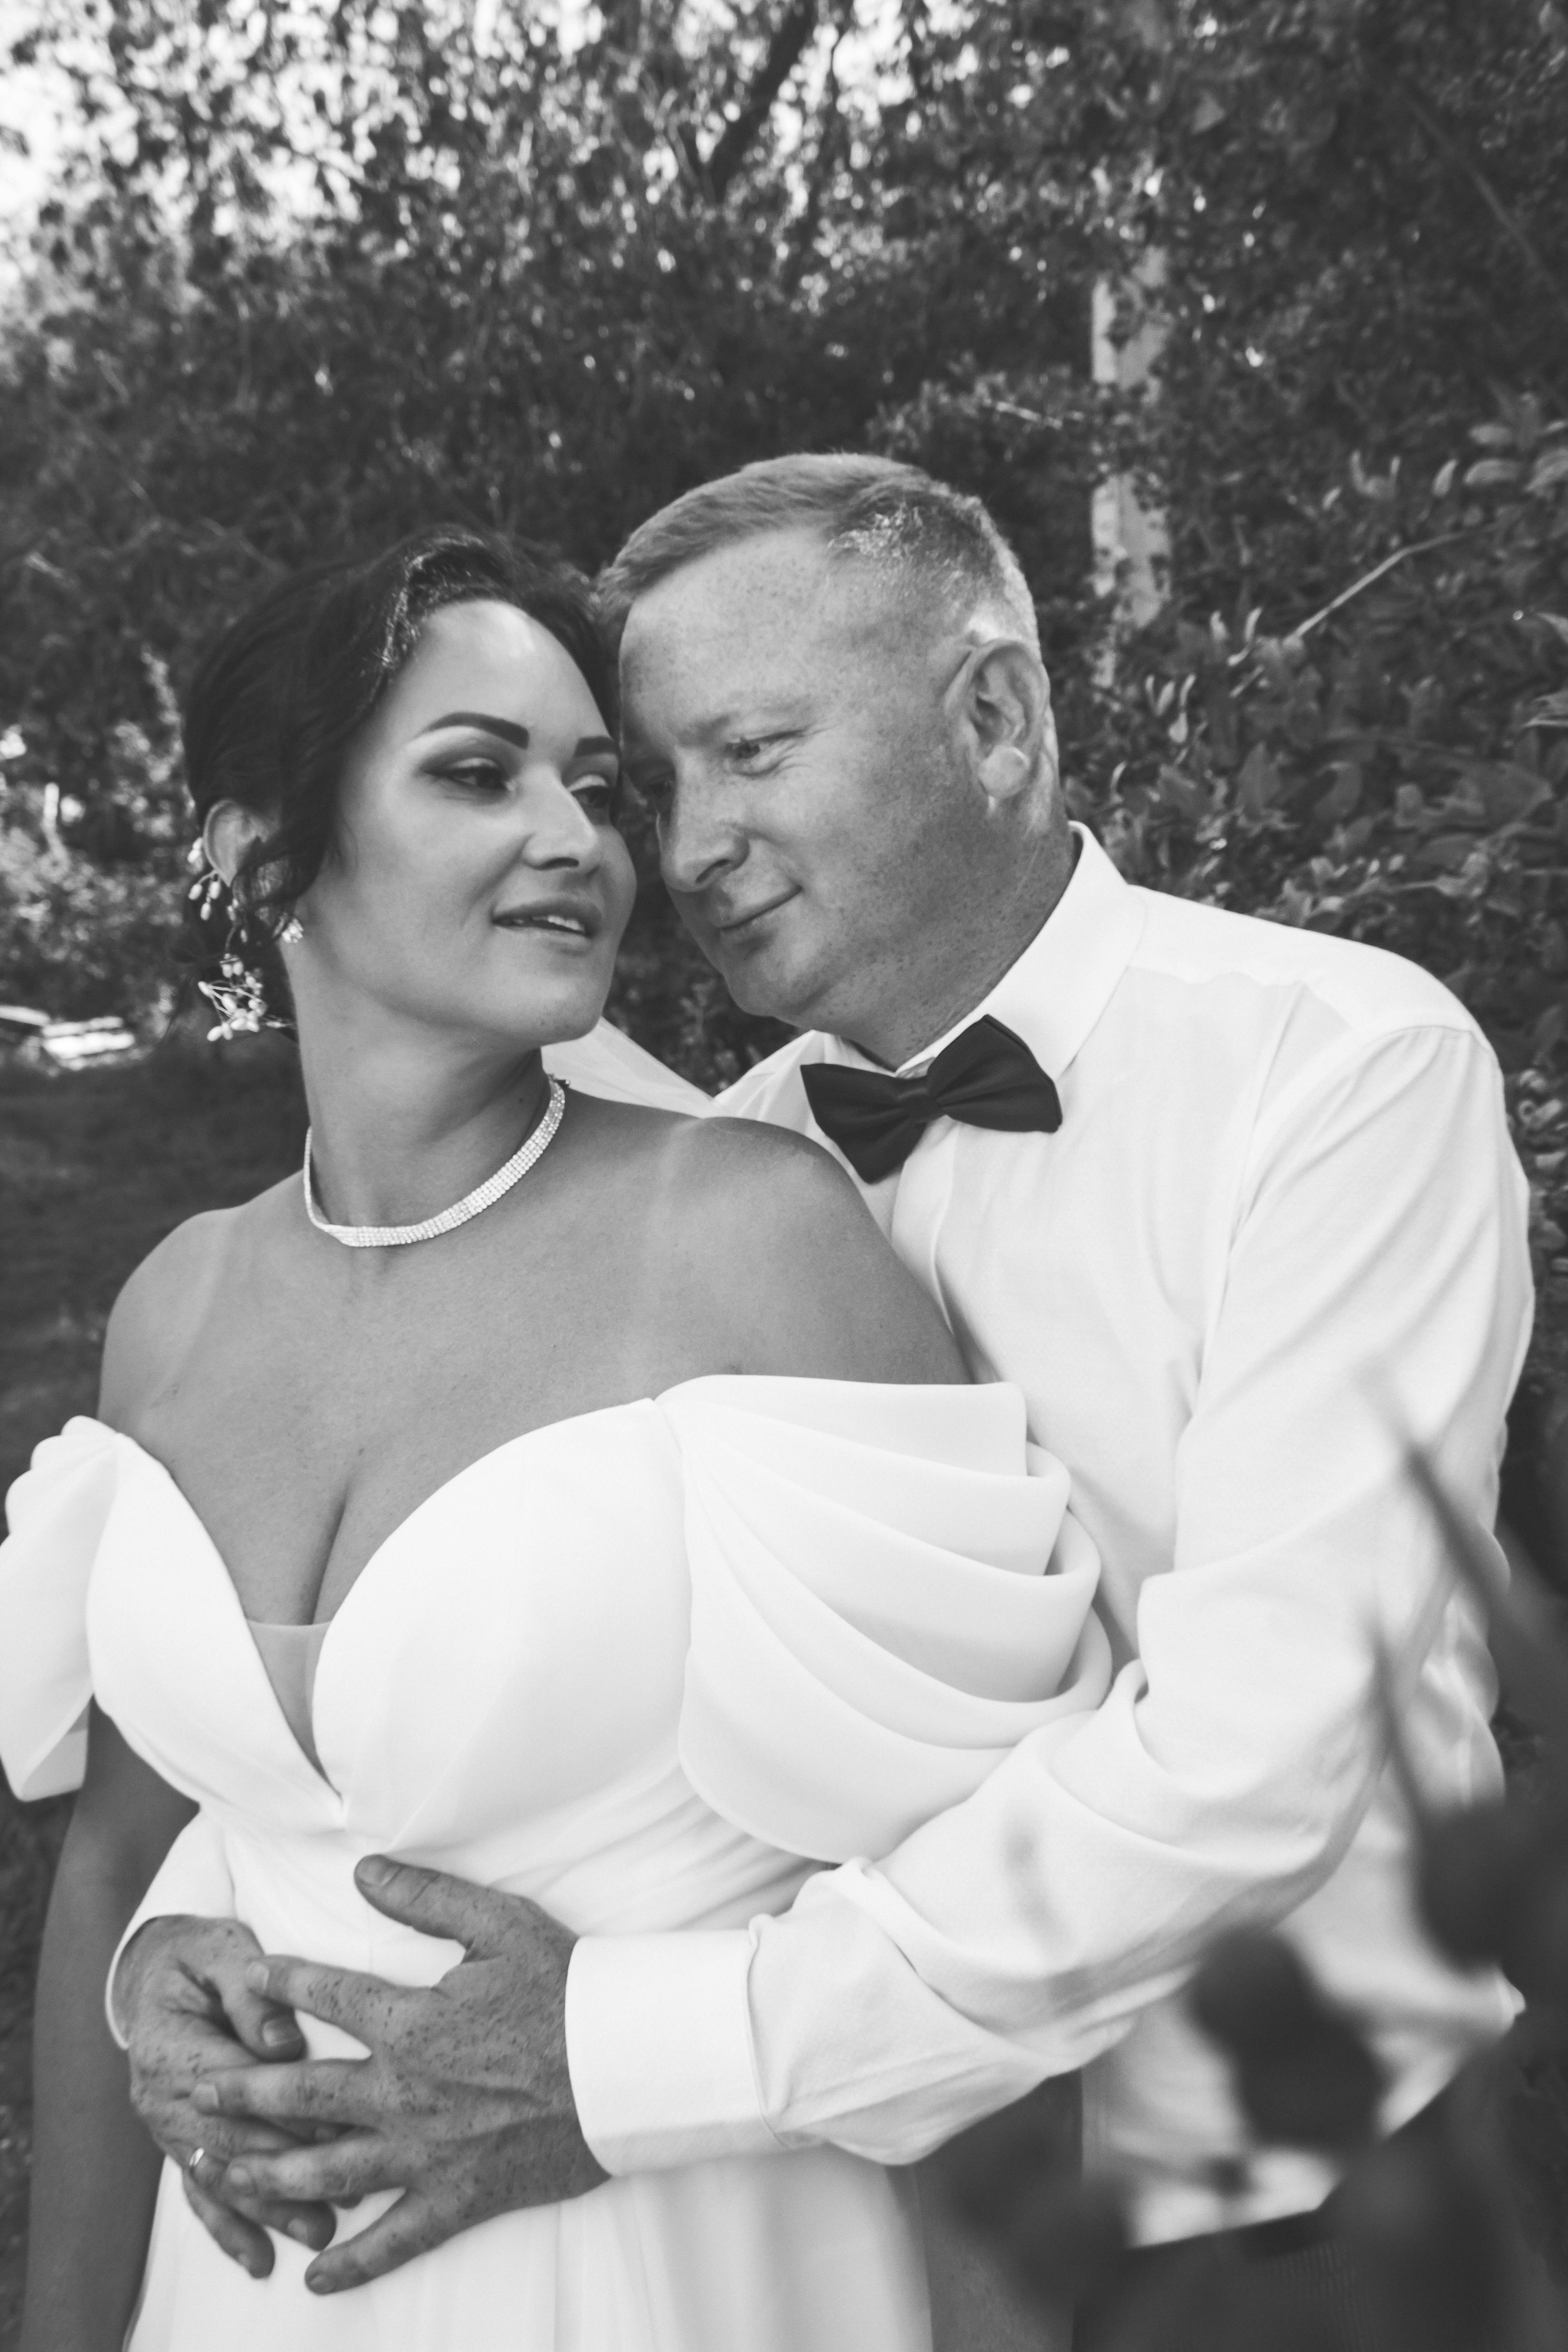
[[208, 1746, 816, 2004]]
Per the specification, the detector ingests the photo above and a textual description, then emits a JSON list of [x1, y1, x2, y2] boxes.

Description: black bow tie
[[802, 1015, 1062, 1185]]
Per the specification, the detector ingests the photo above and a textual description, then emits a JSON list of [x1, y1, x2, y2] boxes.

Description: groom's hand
[[115, 1914, 340, 2277], [193, 1858, 608, 2293]]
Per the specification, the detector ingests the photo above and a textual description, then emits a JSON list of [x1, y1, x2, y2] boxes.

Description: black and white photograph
[[2, 4, 1568, 2347]]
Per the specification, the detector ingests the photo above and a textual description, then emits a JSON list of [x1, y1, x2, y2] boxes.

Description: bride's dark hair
[[181, 525, 616, 1033]]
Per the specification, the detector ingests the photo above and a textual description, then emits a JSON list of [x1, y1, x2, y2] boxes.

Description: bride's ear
[[203, 800, 272, 890]]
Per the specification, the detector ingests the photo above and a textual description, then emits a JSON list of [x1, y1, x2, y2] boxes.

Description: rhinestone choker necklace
[[303, 1077, 567, 1248]]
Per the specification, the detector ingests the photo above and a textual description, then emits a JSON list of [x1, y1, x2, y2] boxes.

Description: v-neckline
[[108, 1396, 671, 1796], [122, 1396, 668, 1623]]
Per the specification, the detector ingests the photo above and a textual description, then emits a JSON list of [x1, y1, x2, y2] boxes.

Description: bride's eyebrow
[[418, 711, 529, 746], [415, 715, 618, 762]]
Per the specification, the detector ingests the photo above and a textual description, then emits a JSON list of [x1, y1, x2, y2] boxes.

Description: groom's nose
[[658, 776, 748, 899]]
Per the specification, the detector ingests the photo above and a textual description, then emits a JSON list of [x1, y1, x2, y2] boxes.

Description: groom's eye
[[632, 772, 673, 816], [727, 734, 790, 771]]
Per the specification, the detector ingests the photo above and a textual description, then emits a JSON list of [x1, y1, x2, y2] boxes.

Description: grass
[[0, 1037, 304, 2349]]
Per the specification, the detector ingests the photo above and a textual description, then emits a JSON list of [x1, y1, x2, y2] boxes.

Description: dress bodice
[[0, 1374, 1111, 2352], [2, 1380, 1107, 1893]]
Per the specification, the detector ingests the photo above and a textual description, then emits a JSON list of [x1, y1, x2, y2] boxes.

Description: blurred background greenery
[[0, 1046, 306, 2343], [3, 1, 1568, 2341]]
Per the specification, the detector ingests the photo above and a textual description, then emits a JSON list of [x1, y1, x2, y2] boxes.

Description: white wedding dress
[[1, 1370, 1108, 2352]]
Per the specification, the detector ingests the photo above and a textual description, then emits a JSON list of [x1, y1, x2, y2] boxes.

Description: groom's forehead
[[626, 527, 838, 643], [619, 531, 900, 699]]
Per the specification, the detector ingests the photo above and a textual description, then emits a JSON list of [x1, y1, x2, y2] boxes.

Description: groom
[[117, 456, 1531, 2342]]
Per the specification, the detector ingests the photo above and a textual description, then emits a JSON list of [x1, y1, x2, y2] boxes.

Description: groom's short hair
[[601, 454, 1039, 653]]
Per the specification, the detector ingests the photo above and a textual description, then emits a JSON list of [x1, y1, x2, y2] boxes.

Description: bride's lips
[[492, 896, 603, 943]]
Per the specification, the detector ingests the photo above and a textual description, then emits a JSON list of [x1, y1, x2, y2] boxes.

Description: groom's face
[[619, 528, 974, 1043]]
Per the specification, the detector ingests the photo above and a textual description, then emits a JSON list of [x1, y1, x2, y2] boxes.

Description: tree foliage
[[1, 0, 1565, 1115]]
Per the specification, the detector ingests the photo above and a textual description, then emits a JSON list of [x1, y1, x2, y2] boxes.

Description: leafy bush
[[1062, 394, 1568, 1377]]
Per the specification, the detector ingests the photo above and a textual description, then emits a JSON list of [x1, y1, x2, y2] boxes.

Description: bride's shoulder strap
[[0, 1418, 122, 1798]]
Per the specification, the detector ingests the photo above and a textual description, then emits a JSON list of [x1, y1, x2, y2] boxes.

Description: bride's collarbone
[[130, 1117, 739, 1620], [219, 1185, 634, 1342]]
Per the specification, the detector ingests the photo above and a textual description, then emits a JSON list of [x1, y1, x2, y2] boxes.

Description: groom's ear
[[958, 640, 1058, 813]]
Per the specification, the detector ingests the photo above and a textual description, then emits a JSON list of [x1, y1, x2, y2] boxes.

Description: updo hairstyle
[[181, 524, 616, 1033]]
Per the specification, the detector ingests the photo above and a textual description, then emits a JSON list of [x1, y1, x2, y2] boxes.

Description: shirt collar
[[821, 825, 1147, 1081]]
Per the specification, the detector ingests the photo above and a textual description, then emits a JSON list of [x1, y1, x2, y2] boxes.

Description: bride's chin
[[494, 970, 615, 1049], [298, 959, 616, 1052], [532, 1000, 609, 1047]]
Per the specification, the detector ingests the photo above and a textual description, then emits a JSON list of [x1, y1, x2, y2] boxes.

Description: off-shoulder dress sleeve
[[660, 1377, 1111, 1863], [0, 1417, 120, 1800]]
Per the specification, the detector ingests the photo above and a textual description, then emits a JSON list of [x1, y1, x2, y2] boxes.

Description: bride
[[0, 526, 1107, 2352]]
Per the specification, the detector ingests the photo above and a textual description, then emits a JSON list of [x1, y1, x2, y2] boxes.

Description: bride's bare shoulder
[[645, 1112, 965, 1384], [97, 1181, 291, 1423], [593, 1094, 848, 1204], [667, 1107, 852, 1190]]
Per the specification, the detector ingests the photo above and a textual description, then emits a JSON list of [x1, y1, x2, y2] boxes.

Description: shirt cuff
[[565, 1929, 779, 2172], [104, 1813, 235, 2048]]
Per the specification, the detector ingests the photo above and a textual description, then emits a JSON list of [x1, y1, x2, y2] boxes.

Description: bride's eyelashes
[[570, 776, 622, 823], [428, 760, 622, 819], [438, 758, 509, 793]]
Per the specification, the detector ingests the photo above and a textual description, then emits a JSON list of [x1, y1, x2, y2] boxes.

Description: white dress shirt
[[565, 824, 1533, 2243]]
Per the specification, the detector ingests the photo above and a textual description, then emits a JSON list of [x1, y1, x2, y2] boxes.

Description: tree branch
[[706, 0, 821, 201], [1396, 81, 1568, 338], [1289, 529, 1480, 644], [781, 15, 847, 293]]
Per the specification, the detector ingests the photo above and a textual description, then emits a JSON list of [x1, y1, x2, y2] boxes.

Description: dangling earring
[[187, 858, 287, 1041], [188, 855, 227, 927], [198, 952, 271, 1042], [278, 915, 304, 946]]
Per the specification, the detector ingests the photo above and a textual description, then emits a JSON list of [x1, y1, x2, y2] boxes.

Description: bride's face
[[295, 598, 635, 1049]]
